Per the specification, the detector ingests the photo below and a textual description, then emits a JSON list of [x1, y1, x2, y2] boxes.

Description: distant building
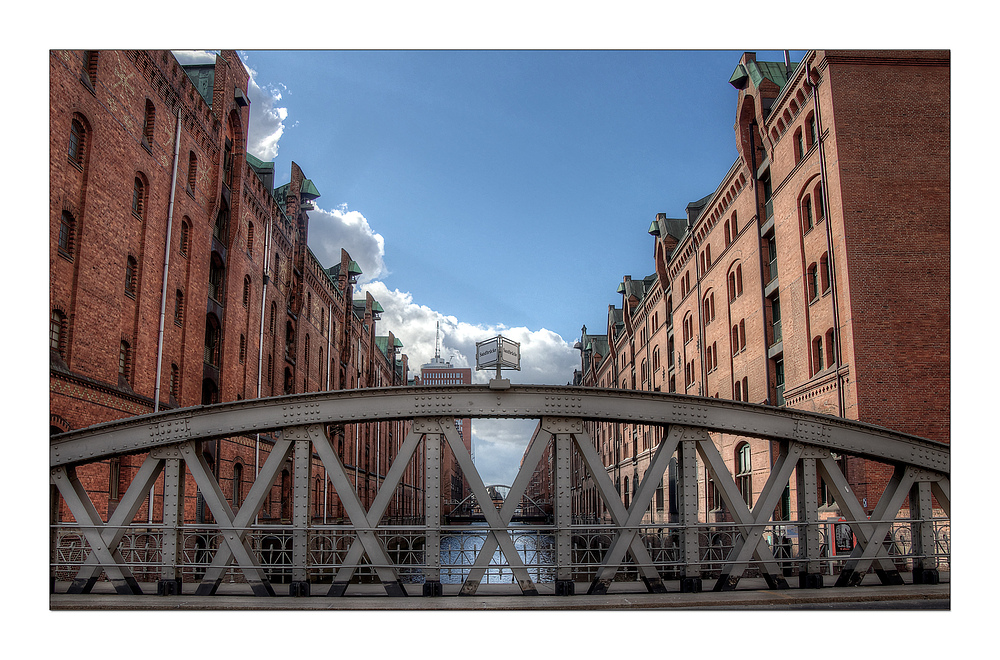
[[419, 324, 473, 509], [576, 50, 949, 527]]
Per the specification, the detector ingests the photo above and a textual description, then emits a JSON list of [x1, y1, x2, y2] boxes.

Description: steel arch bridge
[[50, 384, 950, 599]]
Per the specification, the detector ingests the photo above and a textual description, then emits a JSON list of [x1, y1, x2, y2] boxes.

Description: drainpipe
[[807, 67, 845, 419], [324, 303, 332, 522], [749, 119, 772, 407], [254, 211, 273, 525], [151, 108, 182, 524]]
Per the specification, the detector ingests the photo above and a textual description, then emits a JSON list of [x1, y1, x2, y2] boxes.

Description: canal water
[[438, 523, 555, 584]]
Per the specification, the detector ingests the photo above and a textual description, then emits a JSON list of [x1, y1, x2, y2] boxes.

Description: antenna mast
[[434, 321, 441, 360]]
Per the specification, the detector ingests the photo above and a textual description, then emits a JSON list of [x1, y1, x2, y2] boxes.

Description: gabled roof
[[730, 59, 796, 91]]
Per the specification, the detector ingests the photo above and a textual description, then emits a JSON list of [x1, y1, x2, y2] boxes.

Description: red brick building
[[575, 50, 949, 525], [50, 50, 420, 531]]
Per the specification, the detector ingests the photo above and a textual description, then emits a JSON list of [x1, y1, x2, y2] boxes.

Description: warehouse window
[[736, 443, 752, 508], [246, 221, 254, 256], [125, 256, 138, 297], [180, 219, 190, 256], [132, 176, 146, 220], [142, 100, 155, 149], [801, 195, 814, 233], [820, 253, 830, 293], [812, 336, 824, 375], [208, 253, 225, 304], [81, 51, 99, 88], [59, 211, 76, 258], [68, 118, 86, 167], [825, 328, 836, 368], [204, 314, 221, 367], [187, 151, 197, 193], [119, 340, 132, 384], [239, 334, 246, 364], [243, 276, 251, 308], [174, 289, 184, 325], [50, 310, 68, 359], [807, 263, 818, 301]]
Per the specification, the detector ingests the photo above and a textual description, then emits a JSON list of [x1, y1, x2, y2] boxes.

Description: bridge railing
[[49, 386, 950, 598]]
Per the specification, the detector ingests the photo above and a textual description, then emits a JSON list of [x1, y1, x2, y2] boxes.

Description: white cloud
[[359, 280, 580, 486], [243, 62, 288, 161], [171, 50, 217, 65], [307, 205, 388, 284]]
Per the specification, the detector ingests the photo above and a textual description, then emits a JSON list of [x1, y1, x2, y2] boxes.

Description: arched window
[[174, 289, 184, 325], [807, 263, 818, 301], [794, 127, 804, 164], [812, 336, 824, 375], [180, 218, 190, 256], [143, 100, 155, 148], [813, 182, 825, 222], [125, 256, 138, 297], [119, 340, 132, 384], [703, 290, 715, 323], [820, 253, 830, 293], [233, 462, 244, 509], [734, 378, 742, 401], [825, 328, 836, 369], [214, 205, 229, 243], [68, 118, 86, 167], [652, 347, 660, 372], [204, 314, 221, 367], [50, 309, 68, 359], [187, 151, 197, 193], [269, 301, 277, 334], [239, 334, 246, 364], [132, 176, 145, 219], [736, 443, 752, 508], [59, 211, 76, 258], [243, 275, 251, 307], [208, 253, 225, 303], [82, 51, 99, 88], [246, 221, 254, 256], [806, 112, 817, 149], [739, 319, 746, 350], [801, 195, 814, 233], [728, 263, 744, 302], [267, 353, 273, 385]]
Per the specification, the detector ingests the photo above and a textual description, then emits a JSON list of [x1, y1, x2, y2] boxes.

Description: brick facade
[[575, 50, 949, 524], [50, 50, 421, 528]]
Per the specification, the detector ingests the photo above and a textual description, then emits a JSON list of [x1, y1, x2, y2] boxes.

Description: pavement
[[50, 575, 950, 610]]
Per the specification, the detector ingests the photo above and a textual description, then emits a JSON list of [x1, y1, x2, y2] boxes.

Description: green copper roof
[[300, 178, 321, 200], [246, 153, 272, 171], [731, 59, 796, 91], [375, 336, 390, 357], [393, 338, 404, 348], [372, 301, 384, 314], [348, 261, 363, 277]]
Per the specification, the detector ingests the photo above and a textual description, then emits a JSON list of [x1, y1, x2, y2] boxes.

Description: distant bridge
[[50, 385, 949, 599]]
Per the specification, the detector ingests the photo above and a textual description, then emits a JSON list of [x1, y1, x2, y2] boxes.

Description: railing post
[[796, 456, 824, 588], [909, 480, 939, 584], [290, 434, 311, 596], [677, 431, 702, 592], [423, 430, 443, 596], [554, 432, 574, 595], [157, 454, 185, 595]]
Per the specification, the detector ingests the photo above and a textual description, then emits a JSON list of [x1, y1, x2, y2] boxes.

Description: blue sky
[[240, 49, 805, 345], [190, 48, 808, 484]]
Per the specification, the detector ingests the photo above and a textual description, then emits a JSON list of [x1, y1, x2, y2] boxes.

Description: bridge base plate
[[290, 581, 310, 597], [423, 581, 443, 597], [157, 579, 183, 596], [680, 577, 702, 593], [555, 580, 575, 596], [799, 572, 824, 589]]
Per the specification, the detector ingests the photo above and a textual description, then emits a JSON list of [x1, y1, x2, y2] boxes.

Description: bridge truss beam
[[50, 386, 950, 599]]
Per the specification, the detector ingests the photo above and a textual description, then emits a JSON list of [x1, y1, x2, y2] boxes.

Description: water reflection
[[439, 523, 555, 584]]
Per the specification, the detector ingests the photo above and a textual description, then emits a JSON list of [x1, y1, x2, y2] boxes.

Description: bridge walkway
[[51, 574, 949, 610]]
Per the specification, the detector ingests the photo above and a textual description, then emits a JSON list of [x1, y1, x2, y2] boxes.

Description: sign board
[[476, 336, 520, 371]]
